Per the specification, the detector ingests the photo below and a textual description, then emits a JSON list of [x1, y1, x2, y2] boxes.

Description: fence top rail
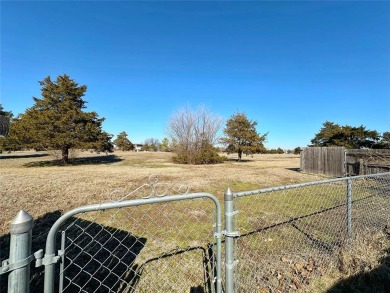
[[233, 172, 390, 198], [44, 192, 221, 257]]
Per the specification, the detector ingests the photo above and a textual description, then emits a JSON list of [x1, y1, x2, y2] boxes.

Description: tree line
[[0, 74, 268, 164], [1, 74, 387, 165], [311, 121, 389, 149]]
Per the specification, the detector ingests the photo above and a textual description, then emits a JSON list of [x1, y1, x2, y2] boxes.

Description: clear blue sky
[[1, 1, 389, 149]]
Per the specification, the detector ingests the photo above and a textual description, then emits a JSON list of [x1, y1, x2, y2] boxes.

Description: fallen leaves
[[272, 256, 320, 291]]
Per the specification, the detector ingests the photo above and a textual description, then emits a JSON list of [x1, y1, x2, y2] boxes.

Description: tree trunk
[[62, 147, 69, 165], [238, 148, 243, 161]]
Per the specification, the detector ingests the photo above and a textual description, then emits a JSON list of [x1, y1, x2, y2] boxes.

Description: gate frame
[[41, 193, 222, 293]]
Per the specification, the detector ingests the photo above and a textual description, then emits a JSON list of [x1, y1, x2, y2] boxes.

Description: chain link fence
[[233, 173, 390, 292], [1, 178, 222, 293], [51, 196, 221, 293], [1, 173, 389, 293]]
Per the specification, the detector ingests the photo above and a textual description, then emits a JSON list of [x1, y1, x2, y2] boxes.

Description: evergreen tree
[[373, 132, 390, 149], [0, 104, 12, 137], [97, 131, 114, 153], [11, 75, 107, 164], [160, 137, 171, 152], [294, 147, 302, 155], [113, 131, 134, 151], [220, 113, 267, 161], [311, 121, 380, 149]]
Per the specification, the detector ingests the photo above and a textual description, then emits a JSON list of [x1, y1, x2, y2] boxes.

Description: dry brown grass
[[0, 150, 324, 235], [1, 151, 388, 292], [307, 229, 390, 292]]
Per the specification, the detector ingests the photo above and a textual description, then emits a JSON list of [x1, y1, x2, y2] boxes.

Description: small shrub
[[172, 142, 226, 164]]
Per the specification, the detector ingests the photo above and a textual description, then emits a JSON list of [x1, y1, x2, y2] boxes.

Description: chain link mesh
[[234, 173, 390, 292], [2, 174, 388, 292], [54, 197, 218, 292]]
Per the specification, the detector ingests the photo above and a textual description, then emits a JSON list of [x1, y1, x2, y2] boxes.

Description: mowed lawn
[[0, 150, 324, 235]]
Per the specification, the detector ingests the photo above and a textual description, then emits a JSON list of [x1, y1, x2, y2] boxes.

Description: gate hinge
[[35, 250, 63, 267], [0, 253, 36, 275]]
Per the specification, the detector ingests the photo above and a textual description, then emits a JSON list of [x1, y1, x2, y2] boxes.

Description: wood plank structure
[[300, 147, 345, 177], [300, 147, 390, 177], [346, 149, 390, 176]]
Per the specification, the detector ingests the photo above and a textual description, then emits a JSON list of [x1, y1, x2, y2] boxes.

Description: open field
[[1, 151, 388, 292], [0, 151, 324, 235]]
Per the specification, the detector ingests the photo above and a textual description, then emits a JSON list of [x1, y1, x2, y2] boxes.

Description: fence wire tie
[[225, 260, 239, 270], [225, 210, 239, 217], [222, 230, 241, 238], [0, 254, 36, 275], [213, 276, 223, 285]]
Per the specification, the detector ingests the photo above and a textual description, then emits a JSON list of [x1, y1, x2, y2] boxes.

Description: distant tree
[[0, 104, 12, 138], [374, 132, 390, 149], [267, 148, 283, 154], [167, 106, 224, 164], [114, 131, 134, 151], [293, 147, 302, 155], [311, 121, 380, 149], [0, 105, 13, 153], [160, 137, 171, 152], [0, 116, 29, 152], [220, 112, 267, 161], [8, 75, 107, 164], [142, 138, 160, 151]]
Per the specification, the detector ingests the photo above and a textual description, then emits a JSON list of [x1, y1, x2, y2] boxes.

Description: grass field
[[1, 151, 388, 292], [0, 150, 324, 235]]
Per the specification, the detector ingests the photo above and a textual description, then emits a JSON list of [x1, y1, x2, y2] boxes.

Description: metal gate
[[44, 194, 222, 293], [2, 178, 222, 293]]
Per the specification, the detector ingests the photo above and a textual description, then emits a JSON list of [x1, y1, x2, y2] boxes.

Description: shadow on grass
[[286, 167, 302, 172], [326, 251, 390, 293], [23, 154, 123, 167], [225, 158, 253, 163], [0, 153, 49, 160], [1, 209, 216, 293], [1, 210, 146, 293], [129, 244, 215, 293]]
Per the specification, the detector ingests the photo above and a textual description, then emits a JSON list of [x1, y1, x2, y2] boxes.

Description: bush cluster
[[172, 142, 226, 164]]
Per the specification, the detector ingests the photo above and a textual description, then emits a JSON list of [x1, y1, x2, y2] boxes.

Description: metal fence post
[[224, 187, 237, 293], [8, 210, 33, 293], [346, 178, 352, 241]]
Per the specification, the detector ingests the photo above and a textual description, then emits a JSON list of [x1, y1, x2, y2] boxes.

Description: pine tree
[[311, 121, 380, 149], [221, 113, 268, 161], [12, 75, 107, 164], [113, 131, 134, 151]]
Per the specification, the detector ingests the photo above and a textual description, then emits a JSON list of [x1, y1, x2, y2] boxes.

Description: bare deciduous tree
[[167, 106, 224, 164]]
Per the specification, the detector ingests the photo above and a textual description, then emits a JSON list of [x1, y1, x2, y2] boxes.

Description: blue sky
[[1, 1, 389, 149]]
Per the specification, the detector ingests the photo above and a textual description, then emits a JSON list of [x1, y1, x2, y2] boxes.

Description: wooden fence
[[300, 147, 390, 177], [346, 149, 390, 176], [300, 147, 345, 177]]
